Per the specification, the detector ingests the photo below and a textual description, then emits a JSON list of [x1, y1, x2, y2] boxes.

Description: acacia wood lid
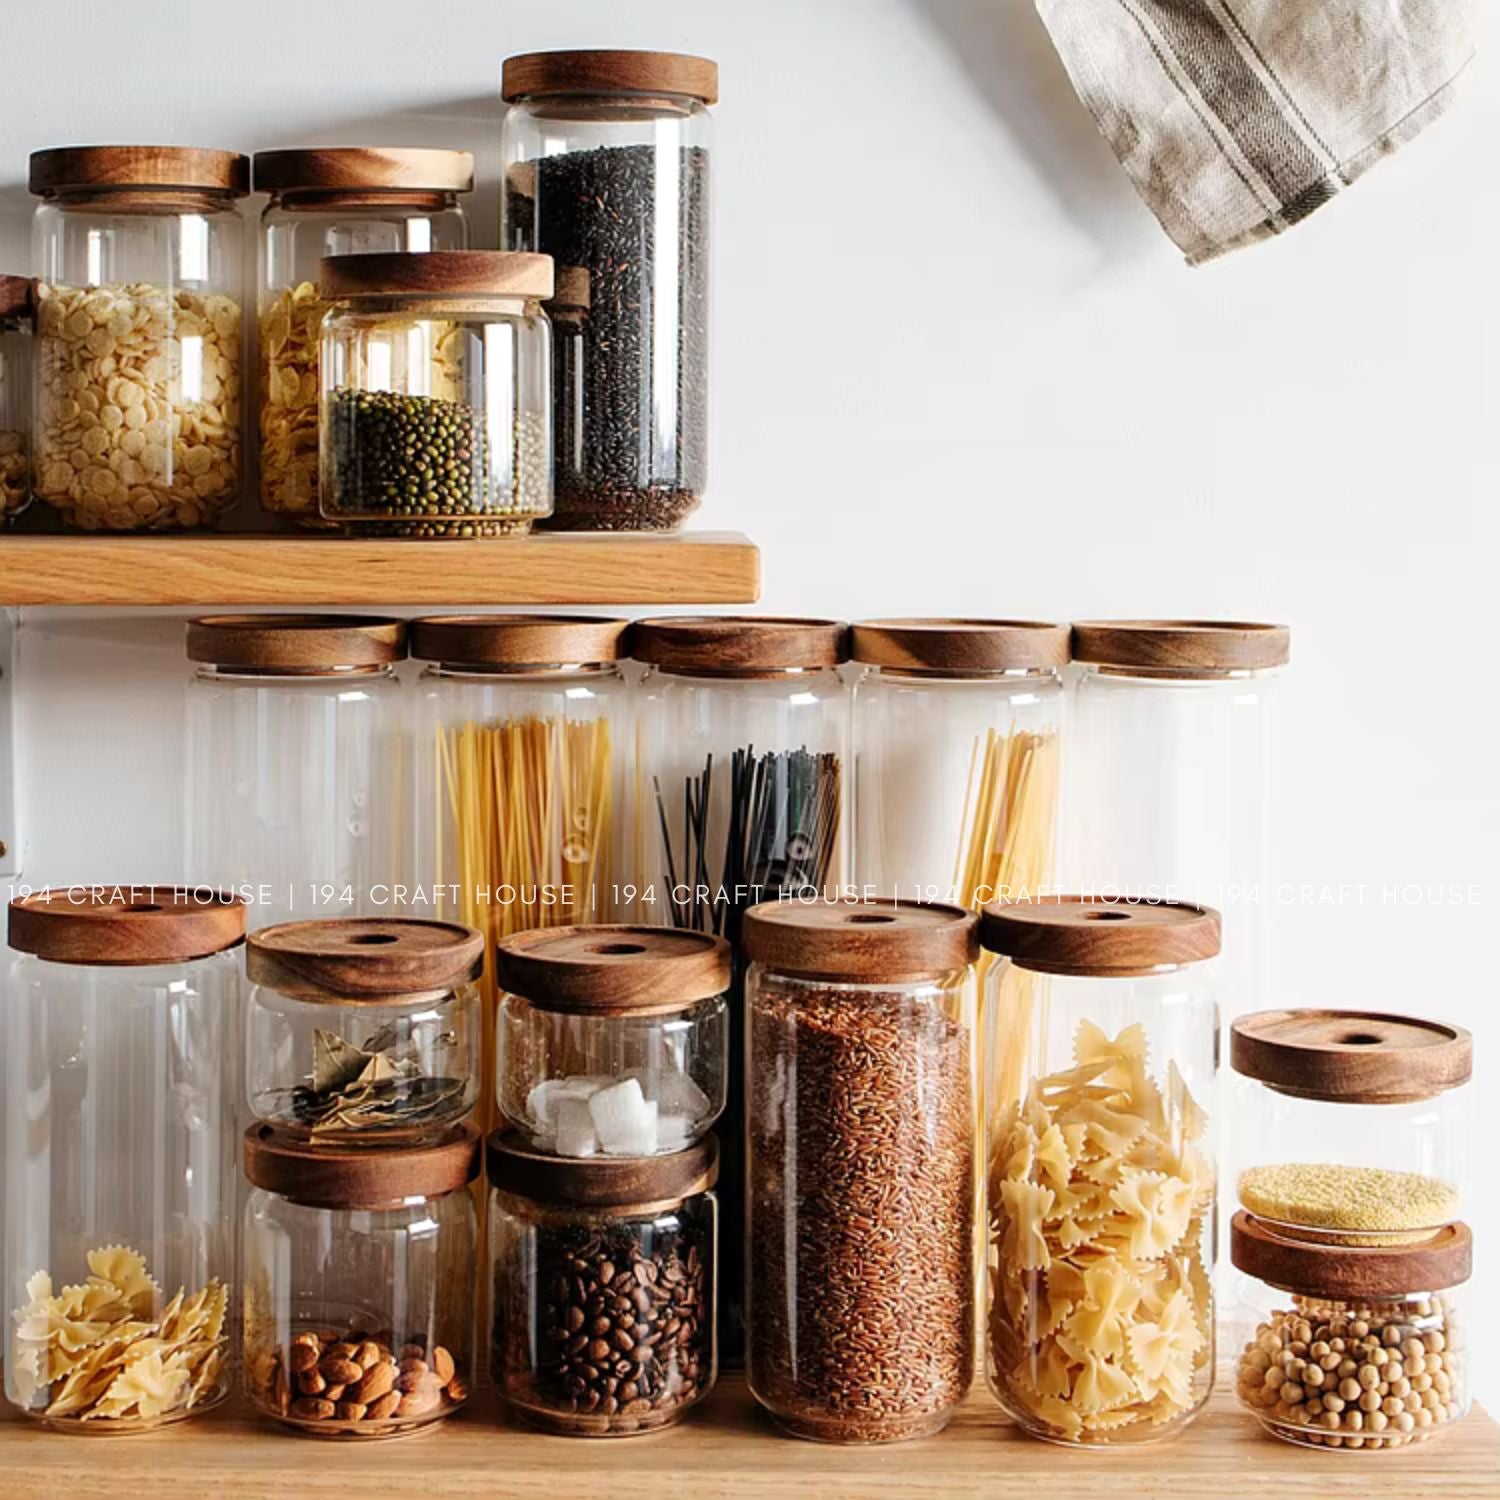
[[30, 146, 250, 198], [246, 918, 484, 1002], [0, 276, 34, 320], [187, 614, 407, 671], [253, 147, 474, 195], [1230, 1211, 1472, 1299], [8, 887, 246, 965], [410, 614, 627, 668], [502, 50, 718, 106], [980, 895, 1221, 976], [486, 1129, 718, 1210], [321, 250, 553, 300], [1071, 620, 1290, 675], [742, 899, 978, 982], [495, 925, 731, 1016], [245, 1122, 480, 1209], [851, 618, 1070, 673], [1231, 1009, 1472, 1104], [628, 616, 849, 674]]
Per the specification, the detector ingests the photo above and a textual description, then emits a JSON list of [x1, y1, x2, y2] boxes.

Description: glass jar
[[1230, 1211, 1471, 1450], [29, 145, 248, 530], [488, 1130, 717, 1434], [495, 925, 730, 1156], [501, 50, 715, 531], [0, 274, 34, 522], [3, 887, 245, 1431], [979, 895, 1221, 1446], [254, 147, 471, 525], [245, 917, 482, 1146], [744, 899, 979, 1443], [241, 1123, 479, 1437], [184, 614, 409, 928], [319, 250, 553, 536]]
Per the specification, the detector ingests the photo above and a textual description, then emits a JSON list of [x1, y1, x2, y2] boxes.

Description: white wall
[[2, 0, 1496, 1410]]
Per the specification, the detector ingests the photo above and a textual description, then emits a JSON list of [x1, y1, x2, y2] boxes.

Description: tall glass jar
[[254, 147, 472, 525], [184, 613, 408, 928], [501, 50, 715, 531], [3, 887, 245, 1431], [319, 250, 553, 535], [29, 146, 248, 530], [0, 275, 34, 523], [979, 895, 1221, 1446]]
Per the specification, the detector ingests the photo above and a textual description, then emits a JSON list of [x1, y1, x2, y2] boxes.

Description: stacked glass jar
[[0, 274, 33, 523]]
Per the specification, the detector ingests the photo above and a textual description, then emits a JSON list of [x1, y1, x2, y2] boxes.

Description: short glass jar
[[30, 145, 248, 531], [501, 49, 715, 531], [245, 918, 483, 1146], [3, 887, 245, 1431], [744, 899, 979, 1443], [979, 895, 1221, 1447], [495, 925, 730, 1156], [254, 147, 472, 524], [488, 1130, 718, 1434], [319, 250, 553, 535], [242, 1123, 479, 1438], [0, 274, 34, 522]]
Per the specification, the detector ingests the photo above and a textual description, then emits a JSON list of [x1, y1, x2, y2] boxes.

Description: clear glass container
[[0, 275, 34, 522], [3, 887, 245, 1431], [488, 1131, 717, 1434], [245, 917, 482, 1146], [501, 49, 715, 531], [979, 895, 1221, 1446], [495, 925, 730, 1156], [319, 250, 552, 536], [29, 146, 248, 530], [184, 614, 409, 928], [744, 899, 979, 1443], [242, 1123, 478, 1438], [254, 147, 472, 524]]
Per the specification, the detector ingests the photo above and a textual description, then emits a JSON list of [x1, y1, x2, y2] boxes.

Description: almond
[[320, 1357, 363, 1385], [397, 1369, 444, 1396], [398, 1357, 428, 1377], [271, 1365, 290, 1416], [327, 1342, 359, 1360], [445, 1375, 469, 1404], [431, 1346, 456, 1385], [336, 1401, 367, 1422], [365, 1391, 401, 1420], [291, 1397, 336, 1420], [289, 1343, 320, 1374], [396, 1388, 441, 1418], [296, 1369, 327, 1396], [292, 1331, 322, 1349], [323, 1383, 345, 1403], [355, 1362, 397, 1403], [356, 1340, 382, 1370], [400, 1343, 426, 1361]]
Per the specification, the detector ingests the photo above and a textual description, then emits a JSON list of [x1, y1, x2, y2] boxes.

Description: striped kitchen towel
[[1036, 0, 1476, 264]]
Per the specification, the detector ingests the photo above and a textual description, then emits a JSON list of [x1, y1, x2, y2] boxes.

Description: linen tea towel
[[1035, 0, 1476, 263]]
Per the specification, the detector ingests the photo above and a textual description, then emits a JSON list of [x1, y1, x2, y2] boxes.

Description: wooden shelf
[[1, 1380, 1494, 1498], [0, 532, 760, 607]]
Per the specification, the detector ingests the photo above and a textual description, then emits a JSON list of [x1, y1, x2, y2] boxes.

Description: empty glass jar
[[0, 274, 33, 522]]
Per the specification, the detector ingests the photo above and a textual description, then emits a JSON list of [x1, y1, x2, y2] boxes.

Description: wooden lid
[[495, 926, 731, 1016], [485, 1129, 718, 1210], [502, 50, 718, 106], [253, 147, 474, 195], [0, 275, 34, 321], [30, 146, 250, 198], [1230, 1009, 1473, 1104], [1071, 620, 1290, 675], [187, 614, 407, 671], [8, 887, 246, 965], [979, 895, 1221, 976], [1230, 1211, 1472, 1299], [410, 614, 627, 668], [246, 918, 484, 1002], [628, 616, 849, 674], [741, 899, 978, 982], [553, 265, 591, 311], [320, 250, 553, 300], [245, 1122, 480, 1209], [851, 618, 1070, 673]]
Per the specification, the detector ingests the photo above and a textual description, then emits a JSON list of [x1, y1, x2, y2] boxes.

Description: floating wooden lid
[[409, 614, 627, 668], [502, 50, 719, 106], [187, 614, 407, 671], [0, 275, 34, 321], [253, 147, 474, 195], [8, 886, 246, 965], [486, 1128, 718, 1210], [979, 895, 1221, 976], [320, 250, 554, 300], [246, 918, 484, 1002], [628, 617, 849, 674], [741, 899, 978, 982], [29, 146, 250, 198], [245, 1122, 480, 1209], [1230, 1211, 1472, 1299], [552, 265, 592, 311], [1071, 620, 1290, 675], [851, 619, 1070, 673], [1230, 1009, 1472, 1104], [495, 926, 731, 1016]]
